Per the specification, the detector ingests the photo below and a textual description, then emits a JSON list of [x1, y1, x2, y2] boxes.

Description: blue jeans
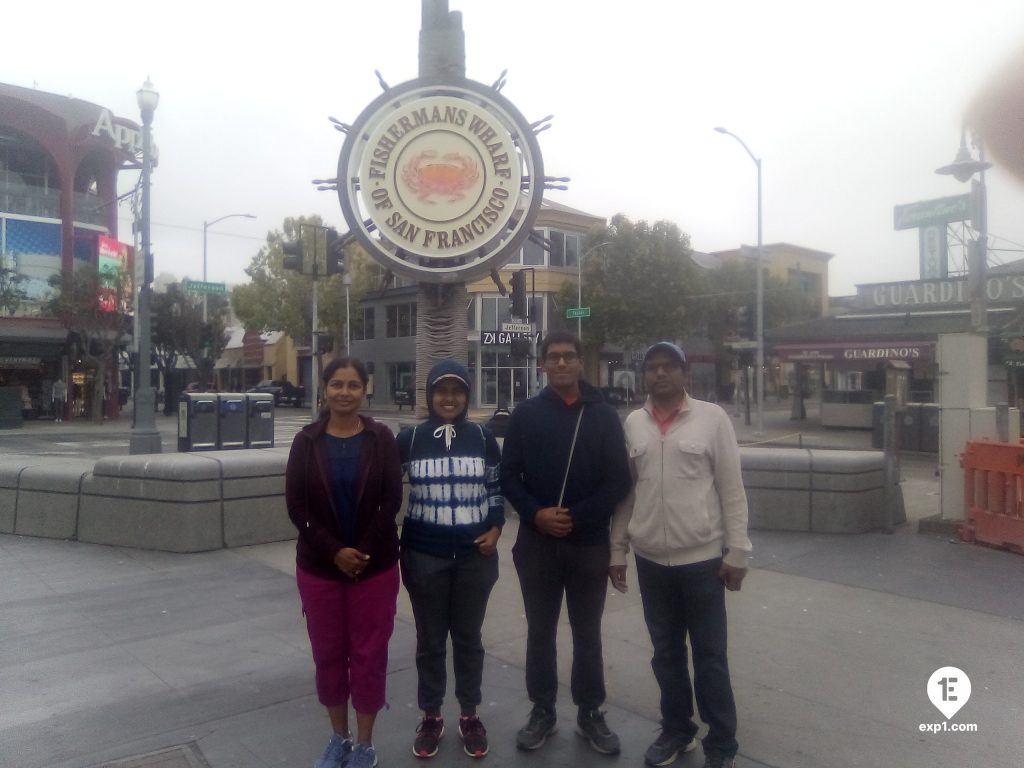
[[635, 555, 738, 759]]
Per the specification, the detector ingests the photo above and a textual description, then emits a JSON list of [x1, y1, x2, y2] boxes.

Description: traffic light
[[510, 335, 531, 359], [736, 304, 754, 338], [510, 271, 527, 318], [282, 239, 304, 272], [325, 228, 346, 276]]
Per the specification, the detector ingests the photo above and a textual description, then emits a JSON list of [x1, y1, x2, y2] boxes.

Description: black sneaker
[[515, 706, 557, 750], [576, 709, 621, 755], [413, 716, 444, 758], [459, 715, 489, 758], [644, 730, 697, 766], [702, 755, 737, 768]]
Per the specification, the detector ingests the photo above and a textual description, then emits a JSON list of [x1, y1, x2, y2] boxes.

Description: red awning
[[773, 341, 935, 363]]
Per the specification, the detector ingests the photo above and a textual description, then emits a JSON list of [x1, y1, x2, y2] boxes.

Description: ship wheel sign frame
[[337, 77, 545, 283]]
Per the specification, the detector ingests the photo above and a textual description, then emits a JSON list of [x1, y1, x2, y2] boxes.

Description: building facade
[[0, 82, 139, 418], [351, 200, 602, 409]]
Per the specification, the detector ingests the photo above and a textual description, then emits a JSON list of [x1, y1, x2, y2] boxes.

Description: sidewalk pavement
[[3, 398, 1023, 768]]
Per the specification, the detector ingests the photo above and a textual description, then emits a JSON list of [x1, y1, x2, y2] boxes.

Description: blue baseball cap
[[643, 341, 687, 366]]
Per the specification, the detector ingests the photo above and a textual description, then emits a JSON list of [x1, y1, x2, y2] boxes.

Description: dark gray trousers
[[400, 547, 499, 714], [512, 523, 610, 712]]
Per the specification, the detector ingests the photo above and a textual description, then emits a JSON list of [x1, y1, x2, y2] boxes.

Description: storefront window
[[480, 296, 511, 332], [386, 303, 417, 337], [523, 238, 544, 266]]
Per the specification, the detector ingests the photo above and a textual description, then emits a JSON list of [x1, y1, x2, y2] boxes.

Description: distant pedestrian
[[501, 330, 631, 755], [398, 360, 503, 760], [610, 342, 751, 768], [52, 377, 67, 422], [285, 357, 403, 768]]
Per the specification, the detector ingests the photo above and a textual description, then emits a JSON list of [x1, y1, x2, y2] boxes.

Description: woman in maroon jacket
[[286, 357, 403, 768]]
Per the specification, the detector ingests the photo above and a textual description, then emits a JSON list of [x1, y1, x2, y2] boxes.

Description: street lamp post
[[936, 131, 991, 332], [577, 241, 611, 340], [343, 271, 352, 351], [130, 78, 163, 455], [202, 213, 255, 322], [715, 126, 764, 435]]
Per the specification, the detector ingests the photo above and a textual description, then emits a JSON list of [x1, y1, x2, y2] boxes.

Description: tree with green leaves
[[231, 215, 373, 355], [695, 259, 818, 341], [0, 254, 28, 316], [559, 215, 701, 353], [152, 282, 231, 411], [46, 264, 130, 423]]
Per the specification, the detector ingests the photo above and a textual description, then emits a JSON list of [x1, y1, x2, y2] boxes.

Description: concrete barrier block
[[15, 491, 79, 539], [747, 488, 811, 531], [739, 447, 811, 473], [811, 487, 885, 533], [213, 449, 287, 480], [91, 453, 222, 480], [0, 490, 14, 533], [223, 497, 295, 548], [216, 450, 287, 500], [14, 460, 93, 540], [77, 495, 222, 552], [0, 455, 49, 533], [85, 454, 222, 503], [742, 469, 811, 491]]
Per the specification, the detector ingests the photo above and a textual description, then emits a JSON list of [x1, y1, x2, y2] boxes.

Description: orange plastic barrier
[[959, 440, 1024, 554]]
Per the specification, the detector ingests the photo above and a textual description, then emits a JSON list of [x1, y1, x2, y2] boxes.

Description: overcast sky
[[7, 0, 1024, 296]]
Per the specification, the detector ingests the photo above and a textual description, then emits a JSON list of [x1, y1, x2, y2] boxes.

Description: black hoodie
[[500, 380, 631, 545]]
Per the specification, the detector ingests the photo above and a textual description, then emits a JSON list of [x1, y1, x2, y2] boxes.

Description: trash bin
[[178, 392, 218, 451], [920, 403, 940, 453], [217, 393, 247, 450], [246, 393, 275, 448], [901, 402, 922, 452]]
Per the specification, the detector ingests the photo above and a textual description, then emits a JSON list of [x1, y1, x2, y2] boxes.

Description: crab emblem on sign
[[402, 151, 480, 203]]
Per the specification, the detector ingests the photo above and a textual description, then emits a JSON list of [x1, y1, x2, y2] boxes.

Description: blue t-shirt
[[325, 432, 366, 544]]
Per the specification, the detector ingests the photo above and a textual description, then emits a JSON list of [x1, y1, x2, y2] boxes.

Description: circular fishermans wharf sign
[[338, 78, 544, 282]]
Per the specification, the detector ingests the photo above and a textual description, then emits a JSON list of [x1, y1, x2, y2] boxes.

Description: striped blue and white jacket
[[398, 419, 504, 559]]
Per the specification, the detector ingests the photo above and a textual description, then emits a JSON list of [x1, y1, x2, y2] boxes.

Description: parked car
[[246, 379, 305, 407]]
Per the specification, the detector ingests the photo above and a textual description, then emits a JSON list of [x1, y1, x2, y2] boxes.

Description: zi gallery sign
[[337, 78, 544, 283]]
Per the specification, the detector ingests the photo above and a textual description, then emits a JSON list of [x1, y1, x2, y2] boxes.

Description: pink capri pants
[[296, 563, 400, 713]]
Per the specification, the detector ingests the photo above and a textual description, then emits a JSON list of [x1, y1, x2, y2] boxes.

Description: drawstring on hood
[[433, 423, 456, 450]]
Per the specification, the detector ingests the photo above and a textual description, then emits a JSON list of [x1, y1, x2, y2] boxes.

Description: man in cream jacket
[[610, 342, 751, 768]]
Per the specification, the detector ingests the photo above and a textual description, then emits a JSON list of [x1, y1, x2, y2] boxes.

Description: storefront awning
[[774, 340, 935, 364]]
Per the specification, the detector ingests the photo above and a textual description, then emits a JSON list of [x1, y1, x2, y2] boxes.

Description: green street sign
[[184, 280, 227, 295], [893, 195, 970, 230], [566, 306, 591, 319]]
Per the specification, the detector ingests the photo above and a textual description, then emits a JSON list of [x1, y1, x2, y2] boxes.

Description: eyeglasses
[[544, 351, 579, 364]]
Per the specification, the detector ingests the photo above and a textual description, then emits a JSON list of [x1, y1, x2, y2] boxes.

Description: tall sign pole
[[333, 0, 548, 414], [414, 1, 468, 415]]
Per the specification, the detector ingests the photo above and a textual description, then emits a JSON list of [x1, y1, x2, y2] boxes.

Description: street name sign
[[893, 195, 970, 230], [183, 280, 227, 295], [566, 307, 591, 319], [501, 322, 535, 334]]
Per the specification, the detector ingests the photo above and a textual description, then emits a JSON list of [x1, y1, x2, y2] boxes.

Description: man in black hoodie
[[501, 330, 631, 755]]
